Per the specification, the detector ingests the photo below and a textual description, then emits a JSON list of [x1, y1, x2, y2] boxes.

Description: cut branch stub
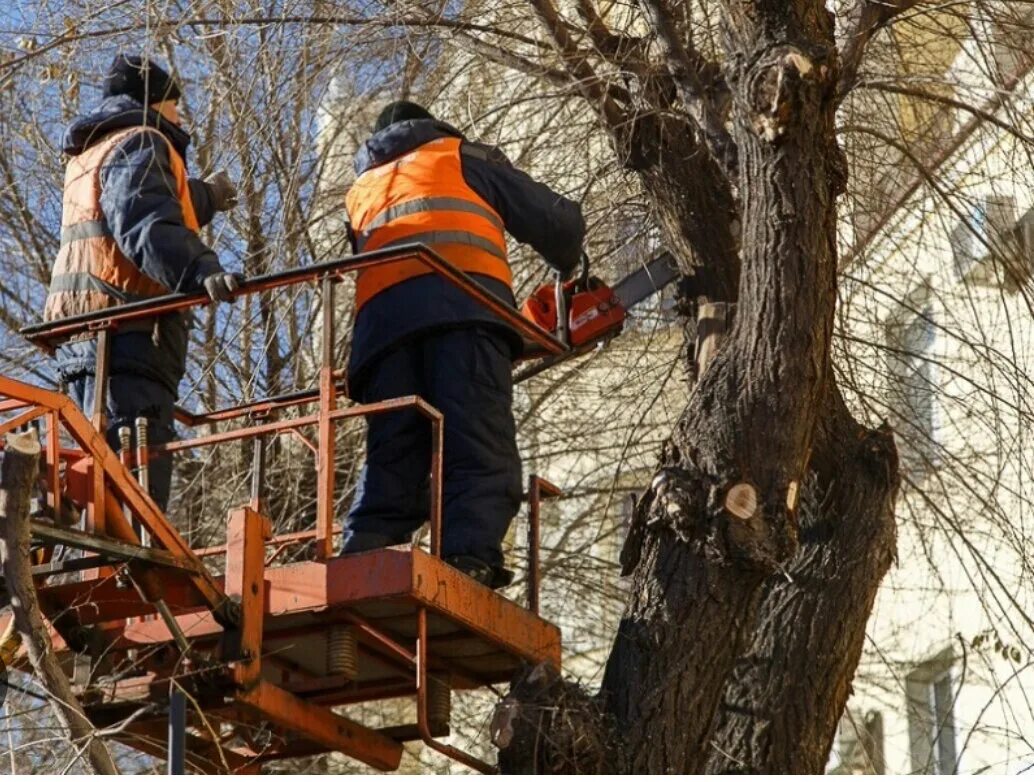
[[695, 302, 733, 381], [724, 482, 758, 520], [749, 46, 828, 142], [0, 431, 118, 774], [786, 480, 800, 512]]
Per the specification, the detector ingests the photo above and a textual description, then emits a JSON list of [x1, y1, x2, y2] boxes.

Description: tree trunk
[[705, 385, 898, 773], [596, 4, 842, 773], [498, 0, 897, 775], [0, 431, 119, 775]]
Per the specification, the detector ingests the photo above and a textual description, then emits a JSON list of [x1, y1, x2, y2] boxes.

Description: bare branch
[[449, 30, 573, 86], [637, 0, 736, 173], [837, 0, 922, 101], [858, 80, 1034, 144], [524, 0, 628, 130]]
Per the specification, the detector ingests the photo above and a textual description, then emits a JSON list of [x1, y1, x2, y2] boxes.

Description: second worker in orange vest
[[45, 54, 240, 511], [341, 101, 585, 587]]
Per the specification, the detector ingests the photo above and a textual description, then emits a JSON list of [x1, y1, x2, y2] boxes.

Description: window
[[1004, 207, 1034, 291], [906, 654, 958, 774], [949, 196, 1016, 283], [828, 709, 885, 774], [988, 5, 1034, 85], [886, 304, 938, 473]]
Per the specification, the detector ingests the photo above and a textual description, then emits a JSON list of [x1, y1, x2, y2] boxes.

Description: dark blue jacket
[[54, 95, 224, 394], [347, 119, 585, 391]]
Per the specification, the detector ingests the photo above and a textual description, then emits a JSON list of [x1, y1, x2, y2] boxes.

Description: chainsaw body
[[521, 276, 626, 348]]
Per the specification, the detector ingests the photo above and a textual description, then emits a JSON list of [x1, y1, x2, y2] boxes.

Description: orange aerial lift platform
[[0, 246, 570, 773]]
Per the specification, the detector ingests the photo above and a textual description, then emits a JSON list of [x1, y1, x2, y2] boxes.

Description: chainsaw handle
[[576, 251, 591, 292], [553, 252, 591, 346], [554, 270, 570, 346]]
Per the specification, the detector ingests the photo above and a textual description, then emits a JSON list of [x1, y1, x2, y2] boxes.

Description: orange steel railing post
[[429, 415, 444, 558], [316, 276, 336, 561], [86, 327, 111, 580], [416, 607, 495, 774], [526, 476, 562, 615], [45, 411, 61, 526], [528, 478, 541, 615]]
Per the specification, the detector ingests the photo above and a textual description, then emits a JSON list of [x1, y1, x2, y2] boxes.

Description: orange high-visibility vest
[[44, 126, 201, 324], [345, 136, 511, 310]]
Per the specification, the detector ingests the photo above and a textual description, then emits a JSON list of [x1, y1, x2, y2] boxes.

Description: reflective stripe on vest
[[44, 126, 200, 324], [344, 136, 511, 311]]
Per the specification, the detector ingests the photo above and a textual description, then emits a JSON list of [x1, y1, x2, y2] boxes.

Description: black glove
[[203, 272, 241, 303], [205, 171, 239, 212]]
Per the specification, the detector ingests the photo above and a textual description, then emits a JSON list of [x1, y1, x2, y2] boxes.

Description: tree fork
[[0, 431, 119, 775]]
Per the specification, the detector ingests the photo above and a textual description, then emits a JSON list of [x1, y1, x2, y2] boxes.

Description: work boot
[[491, 566, 515, 589], [444, 555, 514, 590]]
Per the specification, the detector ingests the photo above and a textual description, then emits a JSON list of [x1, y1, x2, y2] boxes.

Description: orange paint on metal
[[316, 276, 336, 561], [0, 405, 46, 436], [193, 525, 342, 560], [0, 398, 30, 413], [65, 455, 90, 506], [223, 506, 271, 686], [527, 475, 563, 614], [408, 549, 562, 668], [24, 246, 566, 356], [8, 245, 574, 773], [173, 382, 347, 426], [416, 607, 496, 773], [100, 549, 561, 669], [236, 679, 403, 772]]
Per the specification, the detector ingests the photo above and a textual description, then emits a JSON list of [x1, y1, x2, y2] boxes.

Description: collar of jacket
[[62, 94, 193, 159], [353, 118, 466, 176]]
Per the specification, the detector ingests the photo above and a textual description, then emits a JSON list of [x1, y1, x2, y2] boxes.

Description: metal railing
[[19, 244, 565, 603]]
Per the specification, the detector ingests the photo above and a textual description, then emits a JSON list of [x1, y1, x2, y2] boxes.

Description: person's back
[[340, 101, 585, 586]]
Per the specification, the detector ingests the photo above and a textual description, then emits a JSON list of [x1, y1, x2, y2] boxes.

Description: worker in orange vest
[[44, 54, 240, 511], [341, 101, 585, 587]]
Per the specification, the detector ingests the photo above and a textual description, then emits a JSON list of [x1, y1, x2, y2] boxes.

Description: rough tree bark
[[705, 386, 898, 773], [593, 5, 842, 773], [497, 0, 900, 774], [0, 431, 119, 775]]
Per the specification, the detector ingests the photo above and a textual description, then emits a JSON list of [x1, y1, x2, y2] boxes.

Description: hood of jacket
[[63, 94, 192, 158], [353, 119, 465, 175]]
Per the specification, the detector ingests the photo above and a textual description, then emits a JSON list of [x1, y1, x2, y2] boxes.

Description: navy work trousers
[[342, 327, 522, 569], [67, 374, 176, 511]]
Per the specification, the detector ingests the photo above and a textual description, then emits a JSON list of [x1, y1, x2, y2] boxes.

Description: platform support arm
[[168, 684, 186, 774], [236, 680, 403, 772]]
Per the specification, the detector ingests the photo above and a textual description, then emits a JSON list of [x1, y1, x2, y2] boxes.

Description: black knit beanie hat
[[374, 101, 434, 133], [103, 54, 181, 105]]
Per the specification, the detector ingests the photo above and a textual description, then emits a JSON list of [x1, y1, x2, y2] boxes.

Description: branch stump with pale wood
[[0, 430, 118, 775]]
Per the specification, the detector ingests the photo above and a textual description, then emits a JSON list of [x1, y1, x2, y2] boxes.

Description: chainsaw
[[516, 250, 680, 382]]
